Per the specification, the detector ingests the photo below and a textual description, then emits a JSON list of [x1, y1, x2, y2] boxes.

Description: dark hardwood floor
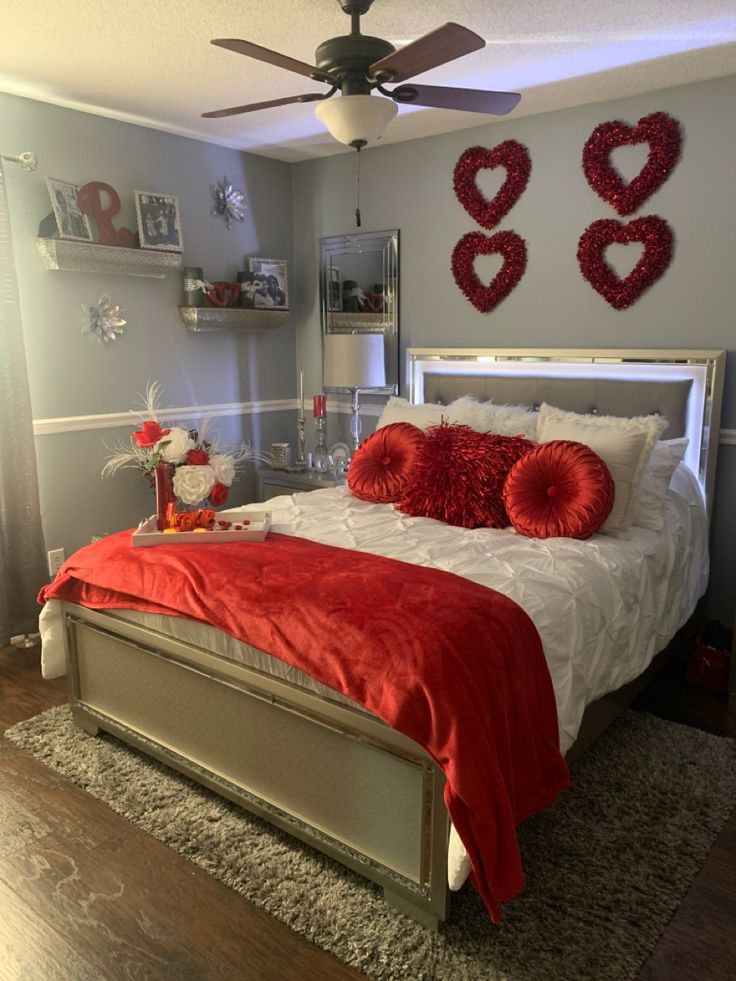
[[1, 638, 734, 981]]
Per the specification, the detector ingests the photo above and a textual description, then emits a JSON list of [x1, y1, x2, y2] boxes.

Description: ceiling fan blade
[[369, 23, 485, 83], [391, 84, 521, 116], [202, 93, 329, 119], [211, 38, 339, 85]]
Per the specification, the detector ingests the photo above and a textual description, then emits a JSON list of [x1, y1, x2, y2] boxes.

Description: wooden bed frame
[[59, 348, 725, 930]]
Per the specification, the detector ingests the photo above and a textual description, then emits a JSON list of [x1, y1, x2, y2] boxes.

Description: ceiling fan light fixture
[[315, 95, 398, 148]]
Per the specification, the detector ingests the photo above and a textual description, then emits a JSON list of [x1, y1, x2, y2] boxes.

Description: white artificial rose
[[209, 453, 236, 487], [158, 427, 193, 464], [172, 464, 215, 505]]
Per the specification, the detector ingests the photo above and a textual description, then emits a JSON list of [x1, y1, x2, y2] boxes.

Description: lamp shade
[[324, 332, 386, 389], [315, 95, 398, 147]]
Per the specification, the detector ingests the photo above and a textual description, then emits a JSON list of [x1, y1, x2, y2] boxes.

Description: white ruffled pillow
[[375, 396, 446, 431], [537, 403, 667, 532], [633, 438, 689, 531], [445, 396, 539, 440]]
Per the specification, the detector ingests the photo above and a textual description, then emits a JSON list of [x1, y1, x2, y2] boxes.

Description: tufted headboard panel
[[422, 374, 692, 439]]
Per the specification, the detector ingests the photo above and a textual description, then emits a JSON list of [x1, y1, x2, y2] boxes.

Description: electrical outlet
[[47, 548, 65, 578]]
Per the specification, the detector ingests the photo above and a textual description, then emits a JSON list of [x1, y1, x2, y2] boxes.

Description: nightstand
[[257, 467, 346, 502]]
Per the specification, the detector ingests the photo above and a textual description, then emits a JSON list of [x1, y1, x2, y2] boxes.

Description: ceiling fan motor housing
[[337, 0, 376, 15], [315, 34, 395, 95]]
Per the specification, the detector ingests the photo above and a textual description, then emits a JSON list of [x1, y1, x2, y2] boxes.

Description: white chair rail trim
[[32, 399, 384, 436]]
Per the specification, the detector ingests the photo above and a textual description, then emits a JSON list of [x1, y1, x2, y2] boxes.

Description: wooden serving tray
[[132, 510, 271, 547]]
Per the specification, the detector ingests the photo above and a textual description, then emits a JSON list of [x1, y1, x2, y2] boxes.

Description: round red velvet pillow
[[348, 422, 425, 503], [503, 440, 615, 539]]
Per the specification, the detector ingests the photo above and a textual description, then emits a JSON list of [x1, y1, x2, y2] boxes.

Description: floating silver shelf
[[36, 238, 183, 277], [178, 306, 289, 332]]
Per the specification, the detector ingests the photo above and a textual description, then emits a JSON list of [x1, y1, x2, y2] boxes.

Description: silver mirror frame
[[320, 229, 399, 395]]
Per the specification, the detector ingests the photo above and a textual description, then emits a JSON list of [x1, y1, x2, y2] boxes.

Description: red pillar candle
[[313, 394, 327, 418]]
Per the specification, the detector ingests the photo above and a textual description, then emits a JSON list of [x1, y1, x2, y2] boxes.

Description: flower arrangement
[[102, 383, 269, 507]]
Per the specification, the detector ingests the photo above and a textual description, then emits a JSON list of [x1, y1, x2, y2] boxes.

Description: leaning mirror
[[320, 230, 399, 414]]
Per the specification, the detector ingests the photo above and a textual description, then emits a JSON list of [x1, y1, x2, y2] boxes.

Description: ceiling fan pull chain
[[355, 147, 362, 228]]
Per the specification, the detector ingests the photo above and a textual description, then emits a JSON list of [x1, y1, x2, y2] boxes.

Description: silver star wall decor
[[81, 294, 126, 345], [211, 175, 246, 228]]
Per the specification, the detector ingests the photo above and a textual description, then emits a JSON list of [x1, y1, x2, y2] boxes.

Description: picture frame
[[134, 190, 183, 252], [46, 177, 94, 241], [247, 257, 289, 309]]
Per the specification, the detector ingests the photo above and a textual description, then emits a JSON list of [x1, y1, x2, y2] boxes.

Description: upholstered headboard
[[421, 375, 693, 439], [407, 348, 725, 513]]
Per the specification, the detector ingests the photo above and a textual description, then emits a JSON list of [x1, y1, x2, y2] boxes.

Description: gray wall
[[1, 93, 294, 562], [291, 74, 736, 623]]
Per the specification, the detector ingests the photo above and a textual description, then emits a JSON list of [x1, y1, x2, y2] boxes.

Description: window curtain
[[0, 160, 48, 645]]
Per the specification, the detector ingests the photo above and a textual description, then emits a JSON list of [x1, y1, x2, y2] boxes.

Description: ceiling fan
[[202, 0, 521, 148]]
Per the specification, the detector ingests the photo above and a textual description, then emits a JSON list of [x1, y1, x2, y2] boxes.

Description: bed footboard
[[62, 603, 451, 929]]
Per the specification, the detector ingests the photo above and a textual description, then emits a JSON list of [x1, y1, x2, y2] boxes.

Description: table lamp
[[323, 332, 386, 452]]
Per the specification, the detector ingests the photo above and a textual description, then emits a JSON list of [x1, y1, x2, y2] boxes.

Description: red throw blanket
[[40, 530, 569, 921]]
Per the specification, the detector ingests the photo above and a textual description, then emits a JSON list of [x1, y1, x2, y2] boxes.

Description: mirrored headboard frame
[[407, 348, 725, 514], [320, 229, 399, 395]]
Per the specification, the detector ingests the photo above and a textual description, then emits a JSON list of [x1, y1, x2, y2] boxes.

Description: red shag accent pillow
[[396, 423, 535, 528], [348, 422, 425, 503], [503, 439, 615, 539]]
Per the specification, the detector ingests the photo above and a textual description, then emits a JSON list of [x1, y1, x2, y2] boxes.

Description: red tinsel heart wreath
[[582, 111, 682, 216], [577, 216, 673, 310], [452, 230, 527, 313], [453, 141, 531, 229]]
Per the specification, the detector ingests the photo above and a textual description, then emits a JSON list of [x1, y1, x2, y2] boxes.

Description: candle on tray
[[313, 394, 327, 418]]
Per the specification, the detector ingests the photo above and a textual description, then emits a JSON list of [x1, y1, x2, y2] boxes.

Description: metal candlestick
[[295, 415, 307, 469]]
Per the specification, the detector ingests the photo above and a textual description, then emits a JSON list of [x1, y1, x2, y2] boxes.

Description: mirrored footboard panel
[[63, 604, 451, 929]]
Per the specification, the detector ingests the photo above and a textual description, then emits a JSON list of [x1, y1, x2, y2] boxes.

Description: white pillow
[[633, 438, 689, 531], [375, 396, 446, 431], [537, 403, 667, 532], [445, 396, 539, 440]]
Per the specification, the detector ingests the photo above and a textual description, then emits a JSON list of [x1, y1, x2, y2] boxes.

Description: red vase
[[153, 463, 174, 531]]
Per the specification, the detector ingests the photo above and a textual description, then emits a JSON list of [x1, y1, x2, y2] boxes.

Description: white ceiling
[[2, 1, 735, 162]]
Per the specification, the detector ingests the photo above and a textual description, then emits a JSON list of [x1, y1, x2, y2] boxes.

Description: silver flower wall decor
[[81, 294, 126, 344], [211, 175, 246, 228]]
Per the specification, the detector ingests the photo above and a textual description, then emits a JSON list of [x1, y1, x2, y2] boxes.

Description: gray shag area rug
[[6, 706, 736, 981]]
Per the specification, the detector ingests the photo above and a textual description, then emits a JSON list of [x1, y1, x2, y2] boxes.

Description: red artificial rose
[[133, 420, 170, 448], [209, 483, 228, 506], [176, 511, 197, 532], [187, 448, 210, 465]]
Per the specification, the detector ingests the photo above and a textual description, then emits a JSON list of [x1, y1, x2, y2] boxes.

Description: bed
[[39, 347, 725, 929]]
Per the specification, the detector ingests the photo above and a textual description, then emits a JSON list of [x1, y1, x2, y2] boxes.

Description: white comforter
[[39, 464, 708, 888]]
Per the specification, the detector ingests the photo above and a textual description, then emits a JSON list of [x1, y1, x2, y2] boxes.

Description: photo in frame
[[247, 257, 289, 309], [134, 191, 183, 251], [45, 177, 94, 241]]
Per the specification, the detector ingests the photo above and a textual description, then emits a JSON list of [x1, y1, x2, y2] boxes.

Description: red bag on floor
[[685, 624, 732, 695]]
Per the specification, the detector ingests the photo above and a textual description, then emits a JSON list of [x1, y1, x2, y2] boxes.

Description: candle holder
[[295, 369, 307, 469], [311, 416, 330, 472], [294, 415, 307, 470]]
